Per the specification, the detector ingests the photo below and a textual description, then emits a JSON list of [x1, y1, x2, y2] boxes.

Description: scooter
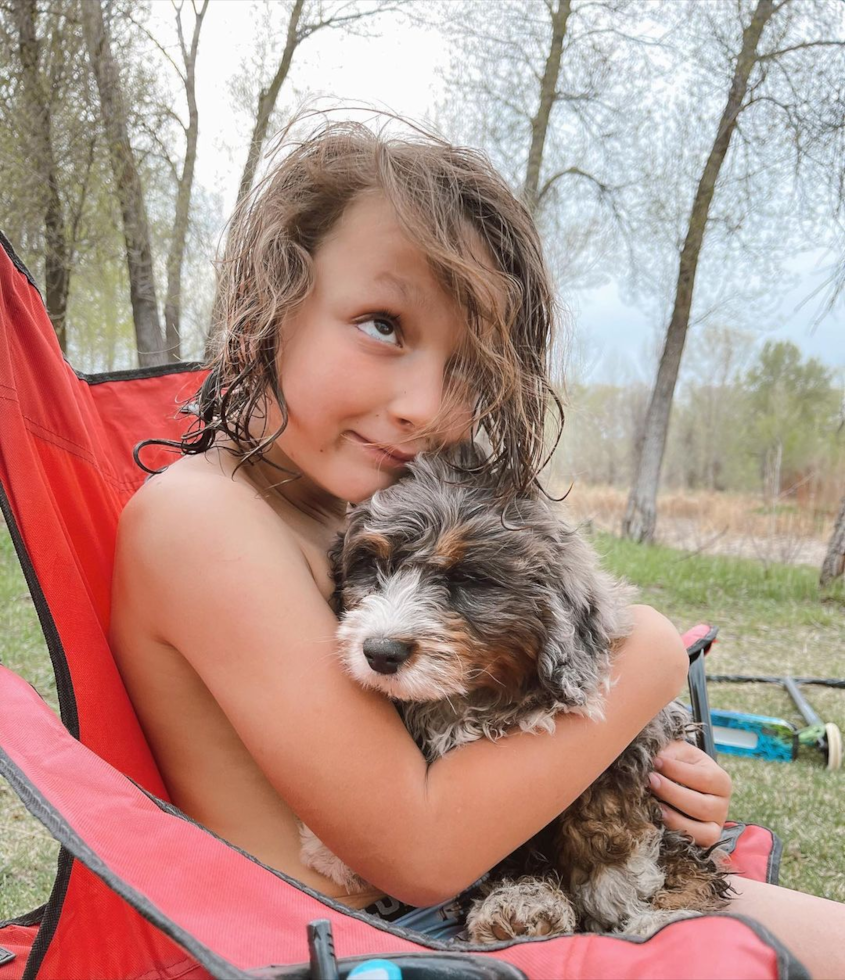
[[685, 624, 843, 771]]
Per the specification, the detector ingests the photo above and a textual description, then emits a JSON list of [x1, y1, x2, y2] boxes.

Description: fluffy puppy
[[300, 444, 731, 941]]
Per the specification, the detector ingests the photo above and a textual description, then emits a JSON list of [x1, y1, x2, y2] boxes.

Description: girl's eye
[[357, 314, 401, 347]]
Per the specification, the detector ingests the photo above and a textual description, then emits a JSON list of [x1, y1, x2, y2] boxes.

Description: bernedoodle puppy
[[300, 443, 731, 942]]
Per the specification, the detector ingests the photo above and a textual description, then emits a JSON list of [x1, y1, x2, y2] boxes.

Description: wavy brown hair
[[135, 113, 566, 500]]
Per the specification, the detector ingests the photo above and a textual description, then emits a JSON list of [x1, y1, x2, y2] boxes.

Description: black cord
[[707, 674, 845, 689]]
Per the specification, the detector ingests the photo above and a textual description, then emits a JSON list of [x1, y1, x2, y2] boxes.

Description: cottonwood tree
[[821, 475, 845, 587], [622, 0, 845, 542], [743, 341, 838, 508], [81, 0, 165, 365], [819, 251, 845, 587], [438, 0, 664, 292], [555, 380, 651, 487], [662, 323, 756, 492], [1, 0, 113, 351], [81, 0, 210, 366], [124, 0, 210, 361], [8, 0, 69, 344], [232, 0, 406, 212], [202, 0, 404, 354]]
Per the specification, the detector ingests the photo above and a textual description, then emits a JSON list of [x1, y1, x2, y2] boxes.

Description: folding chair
[[0, 233, 808, 979]]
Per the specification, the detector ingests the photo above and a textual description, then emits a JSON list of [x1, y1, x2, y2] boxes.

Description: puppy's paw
[[620, 907, 701, 938], [466, 877, 576, 943]]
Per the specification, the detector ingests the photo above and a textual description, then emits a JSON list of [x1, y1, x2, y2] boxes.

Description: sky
[[161, 0, 845, 389]]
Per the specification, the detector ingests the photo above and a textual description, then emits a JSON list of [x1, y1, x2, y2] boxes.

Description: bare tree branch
[[164, 0, 209, 361], [758, 38, 845, 61], [123, 10, 187, 85], [537, 164, 610, 204]]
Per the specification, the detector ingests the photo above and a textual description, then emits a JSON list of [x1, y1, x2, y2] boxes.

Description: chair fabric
[[0, 232, 808, 979]]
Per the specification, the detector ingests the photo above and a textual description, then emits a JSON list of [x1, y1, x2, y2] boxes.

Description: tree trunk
[[204, 0, 304, 360], [820, 489, 845, 587], [80, 0, 165, 367], [522, 0, 572, 214], [13, 0, 69, 350], [235, 0, 305, 211], [622, 0, 775, 543], [164, 0, 209, 363]]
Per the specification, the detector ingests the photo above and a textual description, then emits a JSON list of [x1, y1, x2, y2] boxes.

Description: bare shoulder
[[122, 452, 297, 549], [115, 453, 314, 644]]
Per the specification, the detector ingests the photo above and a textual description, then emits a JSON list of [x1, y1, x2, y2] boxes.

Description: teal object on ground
[[710, 708, 798, 762], [347, 960, 403, 980]]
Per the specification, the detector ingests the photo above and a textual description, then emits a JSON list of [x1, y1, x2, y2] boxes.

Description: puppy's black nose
[[363, 638, 414, 674]]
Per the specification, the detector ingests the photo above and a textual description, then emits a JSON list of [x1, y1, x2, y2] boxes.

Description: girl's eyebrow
[[373, 271, 426, 306]]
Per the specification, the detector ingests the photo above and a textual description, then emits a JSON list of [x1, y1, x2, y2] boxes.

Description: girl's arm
[[123, 474, 688, 907]]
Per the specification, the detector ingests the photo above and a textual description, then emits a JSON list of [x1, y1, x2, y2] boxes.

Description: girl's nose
[[388, 358, 445, 430]]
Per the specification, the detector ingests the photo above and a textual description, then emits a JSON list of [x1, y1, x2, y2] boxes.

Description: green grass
[[0, 523, 60, 922], [594, 531, 845, 904], [1, 522, 844, 922]]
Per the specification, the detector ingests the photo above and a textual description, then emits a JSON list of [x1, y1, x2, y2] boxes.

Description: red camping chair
[[0, 232, 808, 980]]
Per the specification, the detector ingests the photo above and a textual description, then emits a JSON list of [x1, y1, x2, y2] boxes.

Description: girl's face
[[254, 193, 478, 509]]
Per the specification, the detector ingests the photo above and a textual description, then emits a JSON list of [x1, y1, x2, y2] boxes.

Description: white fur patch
[[577, 832, 665, 932], [336, 568, 467, 701], [298, 824, 368, 893]]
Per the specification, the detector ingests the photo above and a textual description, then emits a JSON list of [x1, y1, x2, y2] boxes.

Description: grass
[[593, 531, 845, 904], [1, 517, 844, 923], [0, 522, 60, 923]]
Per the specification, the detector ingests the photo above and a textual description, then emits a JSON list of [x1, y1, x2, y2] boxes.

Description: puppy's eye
[[447, 567, 494, 590], [348, 551, 393, 579], [346, 551, 377, 577]]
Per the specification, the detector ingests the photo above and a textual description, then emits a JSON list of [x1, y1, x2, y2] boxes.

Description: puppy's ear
[[537, 594, 609, 712], [531, 511, 636, 712], [326, 531, 347, 615]]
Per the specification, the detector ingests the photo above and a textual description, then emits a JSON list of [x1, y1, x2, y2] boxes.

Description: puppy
[[300, 443, 731, 941]]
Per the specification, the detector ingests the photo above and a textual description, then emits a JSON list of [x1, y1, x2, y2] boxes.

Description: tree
[[821, 485, 845, 587], [663, 323, 756, 492], [204, 0, 405, 355], [130, 0, 210, 362], [743, 340, 839, 505], [522, 0, 573, 215], [233, 0, 405, 212], [622, 0, 845, 542], [81, 0, 166, 366], [9, 0, 68, 346], [440, 0, 653, 287], [2, 0, 115, 353]]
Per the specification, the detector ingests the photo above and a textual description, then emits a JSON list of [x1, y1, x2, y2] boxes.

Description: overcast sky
[[170, 0, 844, 388]]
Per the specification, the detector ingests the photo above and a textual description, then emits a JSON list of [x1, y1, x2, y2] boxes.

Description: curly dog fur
[[299, 443, 732, 940]]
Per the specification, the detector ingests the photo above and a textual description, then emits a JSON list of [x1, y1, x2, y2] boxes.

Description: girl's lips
[[347, 432, 415, 468]]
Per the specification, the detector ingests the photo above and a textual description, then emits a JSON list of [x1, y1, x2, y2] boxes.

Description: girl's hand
[[649, 740, 732, 848]]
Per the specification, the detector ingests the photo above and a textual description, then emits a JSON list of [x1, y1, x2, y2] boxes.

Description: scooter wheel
[[825, 722, 842, 772]]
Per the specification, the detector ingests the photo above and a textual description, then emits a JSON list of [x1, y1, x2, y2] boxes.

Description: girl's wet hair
[[135, 111, 566, 501]]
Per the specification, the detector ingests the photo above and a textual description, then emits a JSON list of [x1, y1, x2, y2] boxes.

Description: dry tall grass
[[559, 484, 834, 568]]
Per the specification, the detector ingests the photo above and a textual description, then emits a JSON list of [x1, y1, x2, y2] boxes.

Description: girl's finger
[[659, 804, 723, 849], [648, 771, 727, 825], [655, 751, 731, 797]]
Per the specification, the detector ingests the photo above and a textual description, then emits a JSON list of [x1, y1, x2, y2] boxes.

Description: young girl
[[112, 118, 845, 972]]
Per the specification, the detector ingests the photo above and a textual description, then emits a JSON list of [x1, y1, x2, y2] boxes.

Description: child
[[113, 117, 845, 969]]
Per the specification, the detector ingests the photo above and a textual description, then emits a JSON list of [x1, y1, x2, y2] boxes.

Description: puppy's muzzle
[[362, 637, 414, 675]]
